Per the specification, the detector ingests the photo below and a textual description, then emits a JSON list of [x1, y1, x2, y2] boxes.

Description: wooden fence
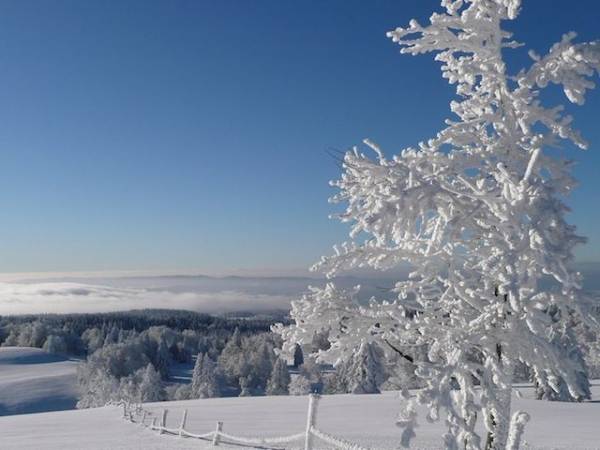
[[114, 394, 371, 450]]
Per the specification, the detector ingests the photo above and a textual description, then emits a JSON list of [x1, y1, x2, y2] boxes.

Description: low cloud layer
[[0, 281, 296, 316], [0, 271, 409, 316], [3, 264, 597, 316]]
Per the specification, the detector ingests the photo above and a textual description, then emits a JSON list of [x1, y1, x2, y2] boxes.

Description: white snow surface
[[0, 383, 599, 450], [0, 347, 79, 415]]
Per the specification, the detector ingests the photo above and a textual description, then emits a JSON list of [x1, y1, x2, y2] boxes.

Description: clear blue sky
[[0, 0, 598, 274]]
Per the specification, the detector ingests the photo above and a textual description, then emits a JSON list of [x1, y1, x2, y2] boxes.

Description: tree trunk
[[485, 348, 513, 450], [487, 383, 512, 449]]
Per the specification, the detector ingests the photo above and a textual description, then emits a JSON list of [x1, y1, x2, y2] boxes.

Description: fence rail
[[111, 394, 371, 450]]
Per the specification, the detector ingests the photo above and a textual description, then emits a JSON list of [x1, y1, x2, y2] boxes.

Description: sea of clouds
[[0, 262, 597, 316], [0, 281, 298, 315], [0, 273, 401, 316]]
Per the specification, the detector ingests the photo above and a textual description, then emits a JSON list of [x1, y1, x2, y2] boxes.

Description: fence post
[[122, 402, 127, 419], [160, 409, 168, 434], [151, 417, 157, 431], [304, 393, 320, 450], [212, 421, 223, 446], [179, 409, 188, 437]]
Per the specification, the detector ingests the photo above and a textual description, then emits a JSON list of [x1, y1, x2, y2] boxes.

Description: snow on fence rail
[[110, 394, 371, 450]]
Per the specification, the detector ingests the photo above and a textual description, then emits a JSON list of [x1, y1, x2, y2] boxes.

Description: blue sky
[[0, 0, 598, 274]]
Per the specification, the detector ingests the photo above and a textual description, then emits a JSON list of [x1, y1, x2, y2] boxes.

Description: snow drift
[[0, 347, 79, 416]]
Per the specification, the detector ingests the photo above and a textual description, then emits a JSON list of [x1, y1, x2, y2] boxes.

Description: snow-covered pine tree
[[250, 340, 275, 390], [199, 354, 220, 398], [154, 340, 170, 379], [293, 343, 304, 368], [276, 1, 600, 448], [191, 352, 204, 396], [137, 363, 165, 403], [347, 342, 386, 394], [266, 358, 291, 395], [191, 353, 220, 398], [118, 372, 140, 403], [329, 357, 350, 394], [217, 328, 247, 386]]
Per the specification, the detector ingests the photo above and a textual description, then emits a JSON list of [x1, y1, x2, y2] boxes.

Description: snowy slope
[[0, 347, 79, 416], [1, 384, 599, 450]]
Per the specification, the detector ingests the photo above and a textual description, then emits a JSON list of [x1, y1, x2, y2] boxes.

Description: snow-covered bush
[[277, 1, 600, 448], [172, 383, 192, 400]]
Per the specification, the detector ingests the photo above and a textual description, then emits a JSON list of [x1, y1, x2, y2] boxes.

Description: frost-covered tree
[[103, 325, 119, 346], [81, 328, 105, 354], [347, 342, 386, 394], [239, 376, 252, 396], [138, 363, 165, 403], [77, 341, 150, 408], [325, 342, 386, 394], [266, 358, 291, 395], [198, 355, 219, 399], [154, 339, 171, 379], [276, 1, 600, 448], [76, 366, 119, 408], [43, 335, 68, 355], [218, 328, 247, 385], [191, 353, 220, 398], [13, 321, 48, 348], [191, 352, 204, 393], [118, 373, 140, 403], [249, 340, 275, 390]]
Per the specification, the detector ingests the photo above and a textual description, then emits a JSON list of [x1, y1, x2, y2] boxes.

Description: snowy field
[[1, 384, 599, 450], [0, 347, 79, 416]]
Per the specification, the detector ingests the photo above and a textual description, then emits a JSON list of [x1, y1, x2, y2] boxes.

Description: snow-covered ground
[[1, 383, 599, 450], [0, 347, 79, 415]]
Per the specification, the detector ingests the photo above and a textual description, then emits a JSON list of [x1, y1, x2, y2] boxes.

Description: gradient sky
[[0, 0, 598, 274]]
